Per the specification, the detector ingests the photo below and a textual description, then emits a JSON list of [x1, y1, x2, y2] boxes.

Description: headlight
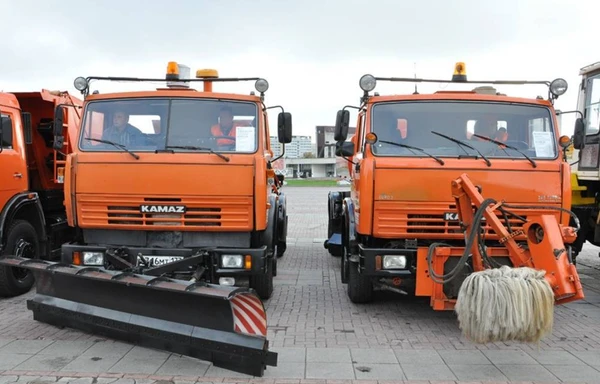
[[550, 78, 568, 97], [359, 74, 376, 92], [222, 254, 243, 268], [74, 76, 88, 91], [255, 78, 269, 93], [383, 255, 406, 269], [82, 251, 104, 266]]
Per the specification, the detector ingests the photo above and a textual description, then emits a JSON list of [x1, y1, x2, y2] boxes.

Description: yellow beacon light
[[196, 68, 219, 92], [452, 62, 467, 82], [166, 62, 180, 81]]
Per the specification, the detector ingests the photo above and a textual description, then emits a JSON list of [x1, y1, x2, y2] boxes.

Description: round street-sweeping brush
[[454, 265, 555, 344]]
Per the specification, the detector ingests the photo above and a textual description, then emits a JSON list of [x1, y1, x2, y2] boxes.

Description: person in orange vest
[[210, 106, 236, 146]]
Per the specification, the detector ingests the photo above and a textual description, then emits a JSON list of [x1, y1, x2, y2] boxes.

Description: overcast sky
[[1, 0, 598, 139]]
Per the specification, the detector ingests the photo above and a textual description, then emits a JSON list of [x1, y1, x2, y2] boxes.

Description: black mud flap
[[0, 256, 277, 377]]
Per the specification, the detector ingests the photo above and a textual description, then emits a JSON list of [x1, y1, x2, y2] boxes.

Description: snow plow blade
[[0, 256, 277, 377]]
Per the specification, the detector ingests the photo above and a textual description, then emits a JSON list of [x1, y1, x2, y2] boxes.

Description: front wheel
[[0, 220, 40, 297], [347, 261, 373, 303], [250, 258, 274, 300]]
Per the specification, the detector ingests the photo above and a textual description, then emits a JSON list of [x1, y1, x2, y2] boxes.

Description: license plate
[[141, 255, 184, 267]]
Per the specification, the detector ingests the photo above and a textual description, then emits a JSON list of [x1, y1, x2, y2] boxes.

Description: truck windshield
[[370, 101, 558, 160], [78, 98, 259, 153]]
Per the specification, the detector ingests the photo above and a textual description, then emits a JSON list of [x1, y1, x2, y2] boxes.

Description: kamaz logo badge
[[140, 205, 186, 214], [443, 212, 459, 221]]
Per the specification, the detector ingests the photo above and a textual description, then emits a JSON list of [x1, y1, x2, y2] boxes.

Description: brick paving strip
[[0, 374, 596, 384]]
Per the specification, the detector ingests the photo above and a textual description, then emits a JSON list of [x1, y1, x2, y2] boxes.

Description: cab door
[[0, 109, 28, 209]]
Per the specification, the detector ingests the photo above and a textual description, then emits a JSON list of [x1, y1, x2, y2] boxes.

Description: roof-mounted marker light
[[166, 61, 180, 80], [196, 69, 219, 92], [166, 62, 190, 89], [74, 76, 88, 92], [359, 74, 376, 92], [550, 78, 568, 97], [255, 78, 269, 93], [452, 62, 467, 82]]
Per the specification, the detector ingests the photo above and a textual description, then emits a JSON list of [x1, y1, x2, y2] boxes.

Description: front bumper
[[358, 244, 416, 277], [60, 243, 269, 279]]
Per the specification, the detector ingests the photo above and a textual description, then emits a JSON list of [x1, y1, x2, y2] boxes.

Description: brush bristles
[[454, 265, 555, 344]]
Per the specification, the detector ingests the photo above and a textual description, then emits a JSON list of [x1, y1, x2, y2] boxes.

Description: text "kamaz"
[[139, 205, 186, 213]]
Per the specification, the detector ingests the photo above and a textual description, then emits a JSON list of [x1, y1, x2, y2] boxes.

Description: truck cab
[[325, 63, 574, 309], [567, 61, 600, 257], [54, 63, 292, 300], [0, 90, 82, 296]]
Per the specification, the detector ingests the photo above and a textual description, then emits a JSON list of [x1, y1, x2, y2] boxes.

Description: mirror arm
[[271, 142, 286, 162], [264, 104, 285, 114], [556, 109, 584, 119], [342, 155, 357, 165]]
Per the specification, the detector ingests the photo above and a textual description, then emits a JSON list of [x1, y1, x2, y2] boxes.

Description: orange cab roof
[[366, 92, 553, 107], [83, 89, 263, 103]]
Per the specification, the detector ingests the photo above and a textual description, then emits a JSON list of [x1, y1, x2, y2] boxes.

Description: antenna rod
[[413, 62, 419, 94]]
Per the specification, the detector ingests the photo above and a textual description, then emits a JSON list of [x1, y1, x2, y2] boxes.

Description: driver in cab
[[471, 116, 499, 142], [101, 110, 145, 146], [210, 106, 237, 146]]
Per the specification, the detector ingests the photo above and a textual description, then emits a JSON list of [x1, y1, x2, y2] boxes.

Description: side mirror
[[53, 105, 65, 150], [277, 112, 292, 144], [573, 117, 585, 150], [335, 141, 355, 157], [334, 110, 350, 141], [53, 105, 64, 136]]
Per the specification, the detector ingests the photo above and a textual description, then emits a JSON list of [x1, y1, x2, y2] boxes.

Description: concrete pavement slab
[[446, 363, 508, 381], [0, 353, 34, 370]]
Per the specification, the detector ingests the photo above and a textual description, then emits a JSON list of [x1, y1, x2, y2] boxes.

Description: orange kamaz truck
[[324, 63, 584, 316], [0, 63, 290, 376], [0, 89, 82, 297]]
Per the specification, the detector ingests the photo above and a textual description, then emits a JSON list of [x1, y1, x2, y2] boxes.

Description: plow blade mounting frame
[[0, 256, 277, 377]]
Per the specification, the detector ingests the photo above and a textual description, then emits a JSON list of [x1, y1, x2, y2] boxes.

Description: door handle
[[13, 172, 22, 178]]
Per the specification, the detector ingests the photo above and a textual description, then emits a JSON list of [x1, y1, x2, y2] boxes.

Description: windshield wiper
[[378, 140, 444, 165], [84, 137, 139, 159], [165, 145, 230, 162], [430, 131, 491, 166], [472, 134, 537, 168]]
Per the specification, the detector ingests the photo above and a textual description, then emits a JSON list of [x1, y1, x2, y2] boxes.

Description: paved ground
[[1, 186, 600, 384]]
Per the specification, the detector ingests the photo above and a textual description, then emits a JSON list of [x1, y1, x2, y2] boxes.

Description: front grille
[[373, 201, 558, 240], [406, 212, 527, 235], [78, 195, 253, 230]]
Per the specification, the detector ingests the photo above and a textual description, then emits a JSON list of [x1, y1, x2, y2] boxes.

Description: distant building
[[270, 135, 314, 158]]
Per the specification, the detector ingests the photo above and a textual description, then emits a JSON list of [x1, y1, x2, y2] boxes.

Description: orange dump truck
[[0, 63, 291, 376], [0, 89, 82, 296], [324, 63, 584, 317]]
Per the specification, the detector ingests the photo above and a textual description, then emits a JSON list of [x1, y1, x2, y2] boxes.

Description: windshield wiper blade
[[378, 140, 444, 165], [84, 137, 139, 159], [165, 145, 230, 162], [430, 131, 491, 166], [472, 134, 537, 168]]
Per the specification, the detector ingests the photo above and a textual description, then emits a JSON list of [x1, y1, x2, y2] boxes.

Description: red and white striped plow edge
[[230, 293, 268, 337]]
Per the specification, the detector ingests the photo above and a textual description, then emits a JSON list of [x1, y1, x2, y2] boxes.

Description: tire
[[250, 257, 274, 300], [341, 247, 349, 284], [277, 216, 287, 258], [0, 220, 40, 297], [347, 261, 373, 303]]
